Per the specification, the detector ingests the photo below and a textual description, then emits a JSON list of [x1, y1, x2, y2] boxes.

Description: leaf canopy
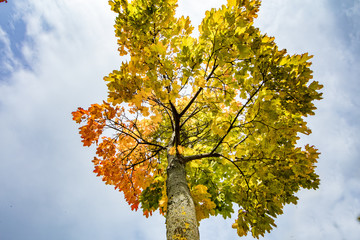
[[73, 0, 322, 238]]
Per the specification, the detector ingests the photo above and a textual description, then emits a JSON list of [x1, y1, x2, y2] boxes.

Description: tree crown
[[73, 0, 323, 238]]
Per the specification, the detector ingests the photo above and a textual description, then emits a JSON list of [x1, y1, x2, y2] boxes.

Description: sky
[[0, 0, 359, 239]]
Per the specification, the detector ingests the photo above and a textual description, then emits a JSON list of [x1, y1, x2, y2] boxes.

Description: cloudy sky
[[0, 0, 359, 239]]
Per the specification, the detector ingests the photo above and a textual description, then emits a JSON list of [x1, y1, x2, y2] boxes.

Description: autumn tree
[[72, 0, 322, 239]]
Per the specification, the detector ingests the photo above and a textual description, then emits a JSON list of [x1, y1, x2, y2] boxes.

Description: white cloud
[[0, 1, 166, 239], [0, 26, 21, 74], [0, 0, 359, 239]]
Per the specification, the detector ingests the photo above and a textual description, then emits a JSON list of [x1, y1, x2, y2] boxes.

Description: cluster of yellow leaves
[[190, 185, 216, 222], [158, 184, 168, 215]]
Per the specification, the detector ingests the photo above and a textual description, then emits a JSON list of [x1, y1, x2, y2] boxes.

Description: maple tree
[[0, 0, 8, 4], [72, 0, 323, 239]]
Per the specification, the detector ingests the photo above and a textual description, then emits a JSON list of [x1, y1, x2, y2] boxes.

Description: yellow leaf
[[189, 160, 200, 168], [264, 94, 273, 101], [169, 146, 176, 155], [177, 145, 184, 154], [227, 0, 236, 6], [235, 26, 246, 35], [194, 184, 208, 195], [195, 76, 206, 87], [279, 56, 289, 65], [141, 107, 150, 117], [150, 113, 162, 124]]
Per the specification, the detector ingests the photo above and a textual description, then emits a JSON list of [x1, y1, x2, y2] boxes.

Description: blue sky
[[0, 0, 359, 239]]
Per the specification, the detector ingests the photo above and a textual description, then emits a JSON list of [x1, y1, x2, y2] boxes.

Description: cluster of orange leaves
[[72, 102, 161, 212], [0, 0, 8, 3]]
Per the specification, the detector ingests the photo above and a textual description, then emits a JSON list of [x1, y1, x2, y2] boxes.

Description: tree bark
[[166, 151, 199, 240]]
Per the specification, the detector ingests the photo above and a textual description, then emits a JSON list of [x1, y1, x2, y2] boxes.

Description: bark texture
[[166, 152, 199, 240]]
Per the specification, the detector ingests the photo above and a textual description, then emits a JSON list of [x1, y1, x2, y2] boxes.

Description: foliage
[[72, 0, 322, 238]]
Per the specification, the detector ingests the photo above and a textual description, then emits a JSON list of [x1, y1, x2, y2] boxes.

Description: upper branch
[[211, 80, 265, 154], [179, 63, 219, 117], [106, 118, 166, 150], [179, 87, 203, 117], [182, 152, 221, 163]]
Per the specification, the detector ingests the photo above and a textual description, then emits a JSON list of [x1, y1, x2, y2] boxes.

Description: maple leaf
[[72, 0, 323, 239]]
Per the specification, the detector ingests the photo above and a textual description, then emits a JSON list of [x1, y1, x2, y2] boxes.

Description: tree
[[0, 0, 8, 4], [72, 0, 323, 239]]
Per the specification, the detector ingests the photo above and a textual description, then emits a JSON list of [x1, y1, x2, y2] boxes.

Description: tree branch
[[179, 63, 219, 117], [182, 152, 221, 163], [211, 81, 265, 154], [218, 154, 251, 198], [106, 118, 166, 150], [179, 87, 203, 117]]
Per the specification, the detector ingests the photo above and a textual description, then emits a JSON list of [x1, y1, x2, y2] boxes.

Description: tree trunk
[[166, 151, 199, 240]]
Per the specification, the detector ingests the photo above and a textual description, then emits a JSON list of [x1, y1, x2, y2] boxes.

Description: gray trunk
[[166, 152, 199, 240]]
